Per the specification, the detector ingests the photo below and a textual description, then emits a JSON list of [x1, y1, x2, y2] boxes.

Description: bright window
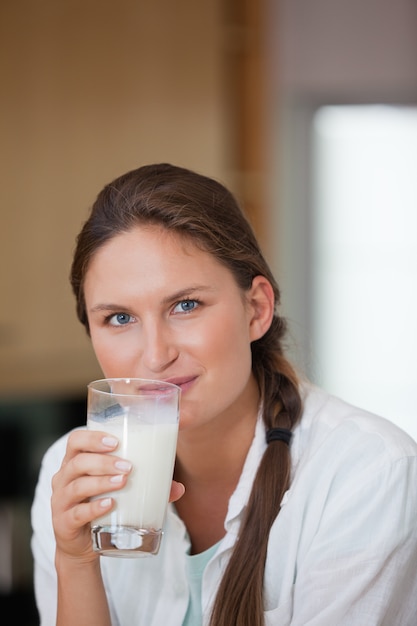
[[312, 105, 417, 441]]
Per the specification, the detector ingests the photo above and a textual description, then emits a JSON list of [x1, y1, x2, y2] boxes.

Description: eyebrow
[[88, 284, 214, 314]]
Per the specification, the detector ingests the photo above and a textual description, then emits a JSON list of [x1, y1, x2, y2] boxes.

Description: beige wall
[[0, 0, 234, 396]]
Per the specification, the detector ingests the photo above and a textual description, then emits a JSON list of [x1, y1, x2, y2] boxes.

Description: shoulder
[[286, 384, 417, 542], [292, 383, 417, 471]]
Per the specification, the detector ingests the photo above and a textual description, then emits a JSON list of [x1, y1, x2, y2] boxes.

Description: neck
[[175, 381, 260, 486], [173, 416, 256, 553], [172, 379, 260, 553]]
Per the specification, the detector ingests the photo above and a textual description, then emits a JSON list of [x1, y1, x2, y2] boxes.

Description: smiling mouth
[[164, 376, 197, 391]]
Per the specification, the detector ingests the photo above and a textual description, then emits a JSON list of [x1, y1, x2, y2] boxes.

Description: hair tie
[[266, 427, 292, 445]]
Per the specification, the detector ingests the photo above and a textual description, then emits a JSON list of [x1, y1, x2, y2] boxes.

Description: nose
[[140, 321, 179, 374]]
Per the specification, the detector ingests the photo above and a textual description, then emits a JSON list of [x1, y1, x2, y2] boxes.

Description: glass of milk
[[87, 378, 180, 557]]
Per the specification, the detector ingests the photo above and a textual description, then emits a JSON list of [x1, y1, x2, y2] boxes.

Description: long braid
[[209, 320, 302, 626]]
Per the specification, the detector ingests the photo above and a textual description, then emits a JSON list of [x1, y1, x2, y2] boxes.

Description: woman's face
[[84, 226, 273, 433]]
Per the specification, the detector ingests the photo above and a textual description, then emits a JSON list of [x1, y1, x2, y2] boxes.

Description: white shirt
[[31, 384, 417, 625]]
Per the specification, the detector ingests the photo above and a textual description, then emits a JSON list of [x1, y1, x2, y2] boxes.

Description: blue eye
[[173, 299, 199, 314], [108, 313, 132, 326]]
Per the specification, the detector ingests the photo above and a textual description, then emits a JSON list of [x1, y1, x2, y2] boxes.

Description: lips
[[163, 376, 197, 392]]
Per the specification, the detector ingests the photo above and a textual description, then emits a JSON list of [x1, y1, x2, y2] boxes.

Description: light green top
[[182, 542, 220, 626]]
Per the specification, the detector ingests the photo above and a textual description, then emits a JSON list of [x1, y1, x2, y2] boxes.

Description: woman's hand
[[51, 429, 185, 562], [51, 429, 130, 561]]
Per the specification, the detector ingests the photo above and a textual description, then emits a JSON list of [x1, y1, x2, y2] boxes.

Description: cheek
[[205, 324, 254, 412], [90, 332, 135, 377], [91, 341, 114, 375], [202, 310, 253, 372]]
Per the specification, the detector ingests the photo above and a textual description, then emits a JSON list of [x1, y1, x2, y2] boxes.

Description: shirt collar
[[225, 411, 267, 529]]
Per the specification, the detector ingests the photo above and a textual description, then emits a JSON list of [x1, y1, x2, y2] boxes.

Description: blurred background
[[1, 0, 416, 622]]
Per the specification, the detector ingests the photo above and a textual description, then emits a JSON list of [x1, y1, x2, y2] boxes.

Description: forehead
[[84, 225, 236, 295], [89, 225, 208, 267]]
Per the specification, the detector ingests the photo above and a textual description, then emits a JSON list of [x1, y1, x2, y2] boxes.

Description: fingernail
[[114, 460, 132, 472], [99, 497, 112, 508], [102, 436, 118, 448], [110, 474, 124, 483]]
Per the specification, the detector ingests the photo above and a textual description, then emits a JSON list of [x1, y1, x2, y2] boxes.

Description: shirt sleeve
[[30, 434, 69, 626]]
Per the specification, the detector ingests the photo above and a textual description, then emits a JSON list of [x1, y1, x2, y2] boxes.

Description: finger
[[63, 428, 119, 462], [51, 474, 127, 540], [65, 495, 115, 530], [169, 480, 185, 503], [52, 497, 115, 554], [61, 472, 130, 507], [52, 453, 132, 495]]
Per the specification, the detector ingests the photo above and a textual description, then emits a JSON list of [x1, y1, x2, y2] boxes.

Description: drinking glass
[[87, 378, 180, 557]]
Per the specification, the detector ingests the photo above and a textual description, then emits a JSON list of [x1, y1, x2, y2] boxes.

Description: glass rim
[[87, 377, 181, 397]]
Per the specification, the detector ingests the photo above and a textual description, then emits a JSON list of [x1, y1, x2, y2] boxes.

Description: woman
[[31, 163, 417, 626]]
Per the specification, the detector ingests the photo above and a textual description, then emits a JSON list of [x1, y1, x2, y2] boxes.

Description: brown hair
[[70, 163, 302, 626]]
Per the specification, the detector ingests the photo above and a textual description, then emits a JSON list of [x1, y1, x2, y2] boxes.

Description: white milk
[[88, 416, 178, 530]]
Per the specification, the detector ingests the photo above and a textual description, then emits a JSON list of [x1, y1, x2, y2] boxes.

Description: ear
[[247, 275, 275, 342]]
